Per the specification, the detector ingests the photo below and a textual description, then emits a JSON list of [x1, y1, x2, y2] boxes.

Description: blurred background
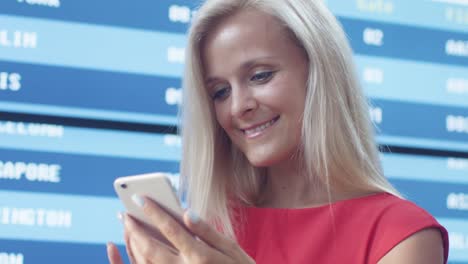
[[0, 0, 467, 263]]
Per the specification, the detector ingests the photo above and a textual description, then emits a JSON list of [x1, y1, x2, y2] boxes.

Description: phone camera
[[120, 183, 127, 189]]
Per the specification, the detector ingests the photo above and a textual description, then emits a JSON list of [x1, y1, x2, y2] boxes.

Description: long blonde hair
[[179, 0, 399, 239]]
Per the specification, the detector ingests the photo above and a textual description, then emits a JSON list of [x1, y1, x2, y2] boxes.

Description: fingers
[[124, 230, 137, 264], [124, 213, 179, 263], [106, 242, 124, 264], [183, 210, 250, 259], [135, 196, 197, 254], [123, 197, 253, 264], [183, 210, 225, 250], [133, 196, 230, 262]]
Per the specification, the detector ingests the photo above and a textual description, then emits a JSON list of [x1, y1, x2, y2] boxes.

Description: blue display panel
[[372, 99, 468, 152], [0, 190, 123, 245], [0, 1, 197, 33], [0, 0, 467, 263], [341, 17, 468, 67], [0, 15, 186, 77], [327, 0, 468, 33], [356, 55, 468, 109], [0, 239, 130, 264], [0, 121, 181, 161], [0, 148, 179, 197], [0, 60, 180, 125]]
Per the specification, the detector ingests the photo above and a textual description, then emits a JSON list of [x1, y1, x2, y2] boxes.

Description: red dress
[[236, 193, 449, 264]]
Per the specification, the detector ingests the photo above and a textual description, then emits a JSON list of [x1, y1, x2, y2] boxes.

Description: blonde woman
[[108, 0, 449, 263]]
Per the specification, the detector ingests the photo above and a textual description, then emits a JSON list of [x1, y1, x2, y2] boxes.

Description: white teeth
[[244, 118, 277, 136]]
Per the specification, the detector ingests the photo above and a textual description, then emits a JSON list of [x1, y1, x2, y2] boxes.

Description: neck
[[257, 156, 374, 208], [257, 155, 328, 208]]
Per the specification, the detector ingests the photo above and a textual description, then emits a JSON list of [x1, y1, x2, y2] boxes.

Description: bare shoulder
[[378, 228, 444, 264]]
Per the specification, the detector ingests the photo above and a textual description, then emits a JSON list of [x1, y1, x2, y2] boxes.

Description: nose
[[230, 83, 257, 118]]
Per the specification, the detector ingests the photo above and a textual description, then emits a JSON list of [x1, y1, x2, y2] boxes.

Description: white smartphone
[[114, 172, 184, 248]]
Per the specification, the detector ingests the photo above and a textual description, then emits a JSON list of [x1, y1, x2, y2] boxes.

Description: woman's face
[[202, 9, 309, 167]]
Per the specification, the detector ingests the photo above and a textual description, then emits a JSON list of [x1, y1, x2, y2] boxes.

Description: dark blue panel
[[340, 17, 468, 67], [389, 178, 468, 219], [0, 0, 200, 33], [373, 99, 468, 143], [0, 239, 130, 264], [0, 60, 180, 116], [0, 148, 179, 197]]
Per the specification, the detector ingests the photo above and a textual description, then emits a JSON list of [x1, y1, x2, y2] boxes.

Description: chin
[[245, 151, 287, 168], [243, 142, 302, 168], [248, 158, 273, 168]]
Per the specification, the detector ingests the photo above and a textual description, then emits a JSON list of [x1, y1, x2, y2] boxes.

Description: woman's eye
[[250, 71, 274, 82], [211, 85, 231, 101]]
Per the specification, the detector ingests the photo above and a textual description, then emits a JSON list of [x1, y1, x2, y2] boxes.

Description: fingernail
[[117, 211, 124, 223], [187, 209, 200, 224], [132, 194, 145, 207]]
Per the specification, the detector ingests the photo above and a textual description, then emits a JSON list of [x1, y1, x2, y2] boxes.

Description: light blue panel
[[0, 15, 186, 77], [0, 101, 178, 126], [438, 218, 468, 262], [356, 55, 468, 108], [327, 0, 468, 33], [382, 153, 468, 184], [0, 190, 125, 244], [377, 135, 468, 152], [0, 122, 181, 161]]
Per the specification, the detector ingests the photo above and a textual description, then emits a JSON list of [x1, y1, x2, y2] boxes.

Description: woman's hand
[[107, 196, 255, 264]]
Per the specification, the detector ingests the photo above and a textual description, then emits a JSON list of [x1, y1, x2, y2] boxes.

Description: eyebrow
[[204, 56, 277, 84]]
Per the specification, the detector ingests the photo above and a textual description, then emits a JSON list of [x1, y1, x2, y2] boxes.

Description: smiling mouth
[[242, 116, 280, 138]]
